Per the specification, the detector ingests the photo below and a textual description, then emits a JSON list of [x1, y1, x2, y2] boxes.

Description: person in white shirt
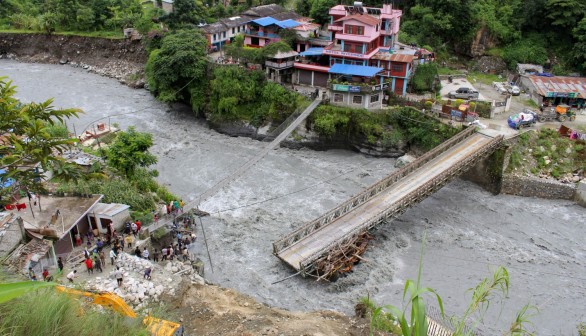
[[109, 249, 117, 266], [142, 248, 149, 260], [66, 270, 77, 283]]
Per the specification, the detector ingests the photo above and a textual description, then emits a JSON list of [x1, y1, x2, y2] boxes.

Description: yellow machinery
[[55, 286, 184, 336]]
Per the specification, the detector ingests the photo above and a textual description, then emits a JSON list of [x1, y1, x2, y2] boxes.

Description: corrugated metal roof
[[242, 4, 286, 18], [201, 22, 227, 34], [371, 52, 416, 62], [299, 47, 324, 56], [277, 19, 301, 28], [91, 202, 130, 218], [529, 75, 586, 98], [251, 16, 280, 26], [329, 64, 382, 77]]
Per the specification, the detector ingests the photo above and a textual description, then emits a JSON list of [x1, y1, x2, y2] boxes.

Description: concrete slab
[[440, 79, 487, 101]]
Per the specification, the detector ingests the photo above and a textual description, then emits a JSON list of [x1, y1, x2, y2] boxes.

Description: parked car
[[448, 87, 479, 100], [508, 110, 538, 129], [508, 85, 520, 96]]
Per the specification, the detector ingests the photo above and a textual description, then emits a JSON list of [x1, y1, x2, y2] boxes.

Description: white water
[[2, 60, 585, 335]]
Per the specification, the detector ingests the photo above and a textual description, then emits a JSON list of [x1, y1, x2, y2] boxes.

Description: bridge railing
[[273, 125, 478, 254], [297, 134, 503, 272]]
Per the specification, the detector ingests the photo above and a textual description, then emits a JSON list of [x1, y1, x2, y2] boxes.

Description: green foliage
[[145, 29, 209, 112], [502, 34, 548, 69], [573, 17, 586, 71], [0, 77, 81, 201], [0, 287, 147, 336], [412, 63, 439, 93], [506, 128, 584, 178], [162, 0, 207, 29], [310, 0, 337, 25], [106, 126, 157, 178], [578, 323, 586, 336], [277, 29, 299, 49], [208, 66, 303, 125]]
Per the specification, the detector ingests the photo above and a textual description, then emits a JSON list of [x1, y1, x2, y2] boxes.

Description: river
[[2, 60, 585, 335]]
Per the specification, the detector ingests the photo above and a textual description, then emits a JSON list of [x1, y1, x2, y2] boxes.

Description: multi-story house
[[201, 4, 302, 52], [294, 2, 421, 109]]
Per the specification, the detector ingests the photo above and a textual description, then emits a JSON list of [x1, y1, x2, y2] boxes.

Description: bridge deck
[[276, 133, 495, 270]]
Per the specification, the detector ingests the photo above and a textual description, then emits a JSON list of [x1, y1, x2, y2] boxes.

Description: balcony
[[244, 30, 280, 39], [328, 25, 343, 31], [329, 82, 390, 93], [265, 60, 295, 69]]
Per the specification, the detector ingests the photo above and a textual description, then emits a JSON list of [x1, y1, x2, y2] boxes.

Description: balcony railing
[[265, 60, 295, 69], [329, 82, 390, 93], [244, 30, 280, 39]]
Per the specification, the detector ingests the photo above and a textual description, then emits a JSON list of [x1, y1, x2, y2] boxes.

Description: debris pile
[[84, 253, 204, 310]]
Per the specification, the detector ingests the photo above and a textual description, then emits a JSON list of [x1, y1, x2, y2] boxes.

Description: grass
[[485, 47, 504, 58], [524, 99, 539, 109], [467, 72, 503, 86], [0, 29, 124, 39], [506, 128, 585, 178], [0, 288, 148, 336], [437, 67, 465, 75]]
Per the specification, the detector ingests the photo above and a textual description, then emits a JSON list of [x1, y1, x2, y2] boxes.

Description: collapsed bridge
[[273, 126, 503, 279]]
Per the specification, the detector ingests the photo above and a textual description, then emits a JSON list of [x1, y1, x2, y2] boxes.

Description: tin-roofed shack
[[525, 75, 586, 109]]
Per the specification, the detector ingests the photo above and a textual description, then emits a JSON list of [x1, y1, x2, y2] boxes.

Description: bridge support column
[[461, 144, 510, 194]]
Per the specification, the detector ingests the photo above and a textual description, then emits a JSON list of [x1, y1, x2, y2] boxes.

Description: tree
[[106, 126, 157, 178], [145, 29, 209, 112], [547, 0, 586, 31], [0, 77, 81, 203], [573, 17, 586, 71], [310, 0, 336, 26], [162, 0, 207, 29], [278, 29, 299, 49]]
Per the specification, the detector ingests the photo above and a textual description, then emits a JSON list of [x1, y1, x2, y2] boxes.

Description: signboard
[[545, 91, 577, 98], [323, 49, 368, 59], [332, 84, 361, 92]]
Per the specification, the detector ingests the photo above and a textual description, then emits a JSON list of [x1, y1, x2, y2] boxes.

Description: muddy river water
[[2, 61, 585, 335]]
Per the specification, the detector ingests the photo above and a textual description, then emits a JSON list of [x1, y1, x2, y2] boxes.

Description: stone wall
[[500, 175, 577, 200]]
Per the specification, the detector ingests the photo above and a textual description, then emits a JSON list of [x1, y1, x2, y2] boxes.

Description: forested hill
[[2, 0, 585, 73]]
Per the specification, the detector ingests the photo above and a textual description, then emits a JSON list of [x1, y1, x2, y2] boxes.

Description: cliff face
[[0, 33, 147, 86]]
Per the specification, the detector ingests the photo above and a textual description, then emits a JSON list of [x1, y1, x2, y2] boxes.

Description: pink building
[[294, 2, 425, 108]]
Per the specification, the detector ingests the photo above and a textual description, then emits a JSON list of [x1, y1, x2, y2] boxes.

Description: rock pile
[[84, 253, 204, 310]]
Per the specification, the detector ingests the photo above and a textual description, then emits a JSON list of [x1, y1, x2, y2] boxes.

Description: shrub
[[502, 34, 548, 69]]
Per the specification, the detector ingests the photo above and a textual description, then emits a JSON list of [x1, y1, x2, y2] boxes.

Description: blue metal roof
[[251, 17, 280, 26], [277, 19, 301, 28], [299, 47, 324, 56], [328, 64, 383, 77]]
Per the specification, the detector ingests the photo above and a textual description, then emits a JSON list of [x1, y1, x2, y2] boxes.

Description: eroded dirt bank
[[0, 33, 146, 86]]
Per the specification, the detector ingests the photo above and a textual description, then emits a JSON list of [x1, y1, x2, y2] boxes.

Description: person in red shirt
[[135, 220, 141, 232], [42, 268, 53, 281], [85, 257, 93, 274]]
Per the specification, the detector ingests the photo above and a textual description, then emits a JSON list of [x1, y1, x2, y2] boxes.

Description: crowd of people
[[30, 209, 197, 286]]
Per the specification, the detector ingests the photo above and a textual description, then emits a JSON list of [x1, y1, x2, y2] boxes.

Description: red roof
[[335, 14, 379, 26], [529, 75, 586, 99], [371, 52, 416, 63]]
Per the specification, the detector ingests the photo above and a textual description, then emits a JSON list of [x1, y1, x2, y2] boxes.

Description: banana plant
[[0, 281, 56, 304]]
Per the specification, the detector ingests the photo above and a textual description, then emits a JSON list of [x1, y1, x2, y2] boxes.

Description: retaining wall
[[500, 175, 577, 200]]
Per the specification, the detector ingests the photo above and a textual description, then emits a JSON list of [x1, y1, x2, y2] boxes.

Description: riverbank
[[0, 32, 147, 87]]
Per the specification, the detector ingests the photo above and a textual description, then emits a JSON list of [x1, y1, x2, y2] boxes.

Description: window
[[352, 95, 363, 104], [232, 28, 235, 34], [213, 34, 216, 41], [223, 32, 226, 38], [370, 94, 380, 103], [238, 26, 241, 32], [334, 94, 344, 102], [344, 25, 364, 35], [343, 43, 363, 53], [392, 64, 403, 72], [334, 58, 343, 64]]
